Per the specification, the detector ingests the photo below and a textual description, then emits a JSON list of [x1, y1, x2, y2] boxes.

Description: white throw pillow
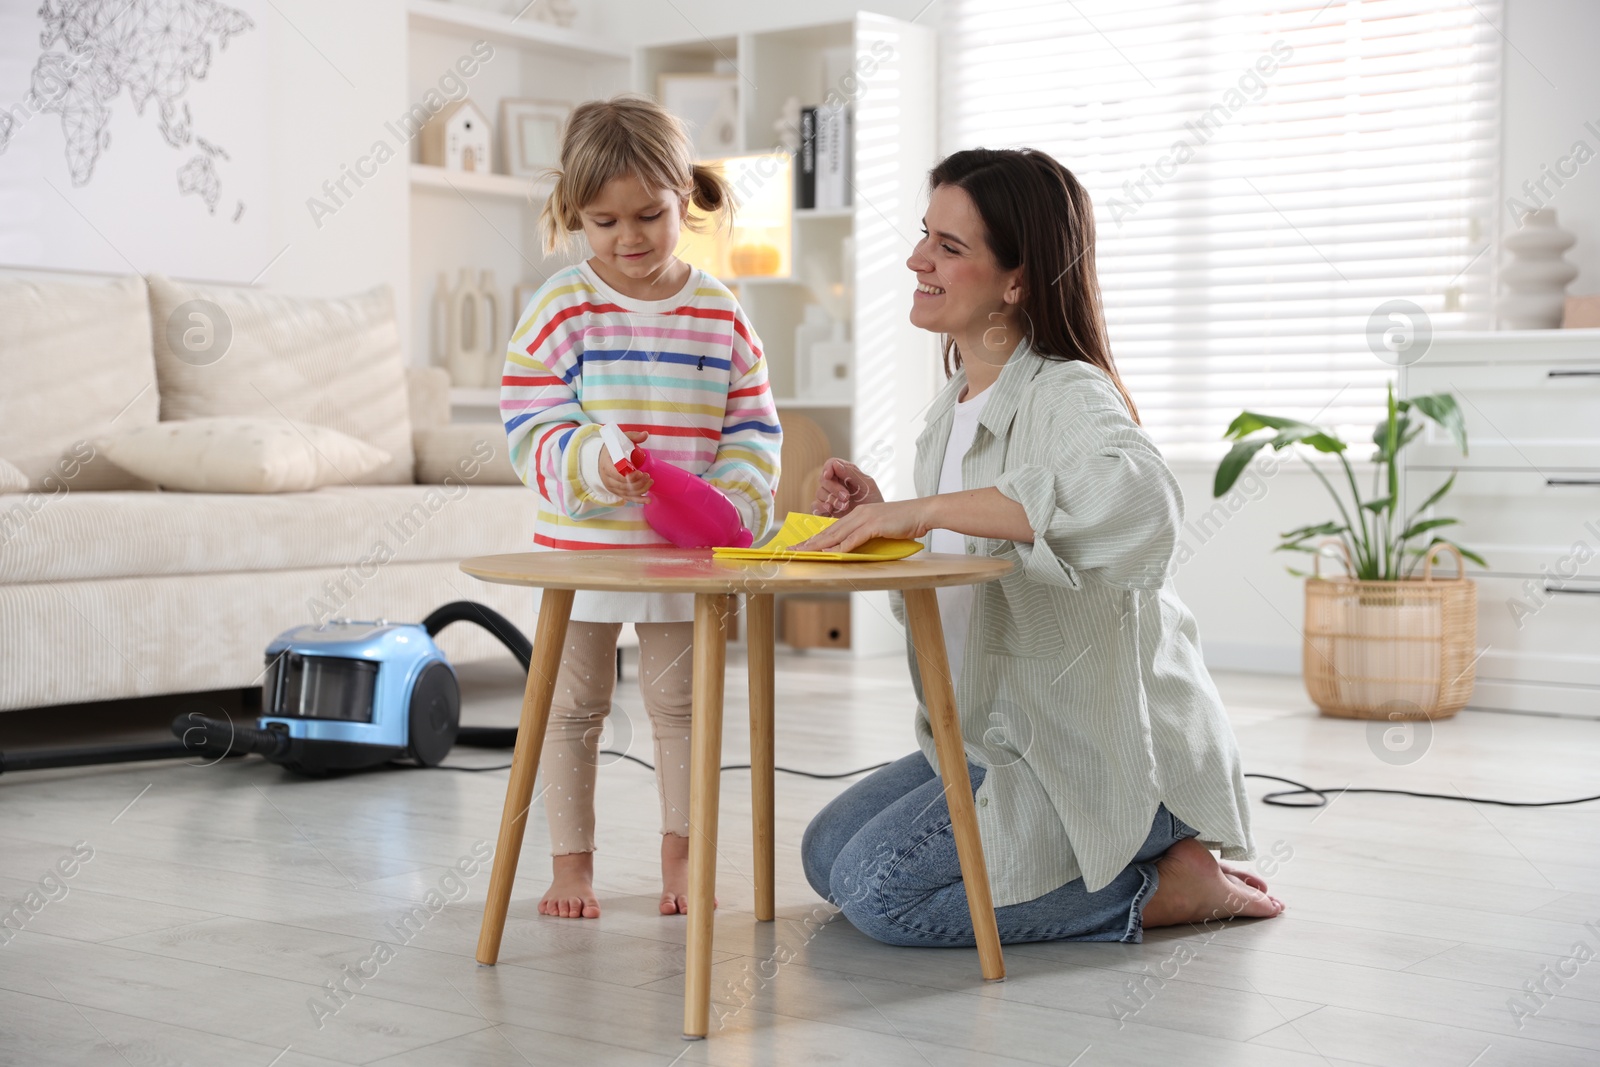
[[100, 418, 391, 493], [0, 274, 159, 491], [0, 458, 28, 493], [412, 425, 521, 486], [146, 275, 415, 485]]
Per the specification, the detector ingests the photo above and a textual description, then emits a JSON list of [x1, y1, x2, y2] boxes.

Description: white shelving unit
[[639, 15, 939, 656], [405, 1, 630, 422], [408, 0, 630, 59], [410, 162, 549, 201]]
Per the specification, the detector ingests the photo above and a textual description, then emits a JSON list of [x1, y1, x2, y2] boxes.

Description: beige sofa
[[0, 271, 544, 713]]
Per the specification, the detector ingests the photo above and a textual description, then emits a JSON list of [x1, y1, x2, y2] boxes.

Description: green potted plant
[[1213, 384, 1483, 719]]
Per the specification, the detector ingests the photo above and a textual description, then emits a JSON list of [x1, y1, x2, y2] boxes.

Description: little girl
[[499, 94, 782, 919]]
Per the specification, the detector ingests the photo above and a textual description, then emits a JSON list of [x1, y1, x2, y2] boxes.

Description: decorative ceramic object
[[529, 0, 578, 27], [446, 268, 488, 387], [798, 310, 853, 402], [1498, 208, 1579, 329], [774, 95, 802, 153], [431, 270, 451, 363], [478, 268, 502, 383], [420, 98, 493, 173]]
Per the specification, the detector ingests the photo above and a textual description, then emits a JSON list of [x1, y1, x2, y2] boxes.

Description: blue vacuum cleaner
[[0, 603, 531, 776]]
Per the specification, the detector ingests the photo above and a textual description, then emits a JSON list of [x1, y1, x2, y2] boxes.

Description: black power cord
[[431, 752, 892, 778], [438, 761, 1600, 809], [1245, 772, 1600, 809]]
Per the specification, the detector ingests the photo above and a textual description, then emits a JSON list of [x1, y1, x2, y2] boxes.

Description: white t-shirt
[[928, 384, 992, 688]]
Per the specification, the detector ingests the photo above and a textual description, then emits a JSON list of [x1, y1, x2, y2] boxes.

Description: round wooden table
[[461, 547, 1014, 1039]]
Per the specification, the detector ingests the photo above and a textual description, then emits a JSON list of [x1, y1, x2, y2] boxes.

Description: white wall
[[1499, 0, 1600, 295], [263, 2, 411, 351]]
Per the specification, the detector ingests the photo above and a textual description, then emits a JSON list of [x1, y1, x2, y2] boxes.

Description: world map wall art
[[0, 0, 271, 281]]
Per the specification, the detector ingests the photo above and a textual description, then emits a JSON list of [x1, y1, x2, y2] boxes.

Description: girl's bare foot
[[659, 833, 718, 915], [539, 851, 600, 919], [1140, 838, 1285, 929]]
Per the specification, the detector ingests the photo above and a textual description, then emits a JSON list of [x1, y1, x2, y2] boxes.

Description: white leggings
[[541, 620, 695, 854]]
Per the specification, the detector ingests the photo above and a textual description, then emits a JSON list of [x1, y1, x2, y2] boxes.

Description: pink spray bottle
[[599, 423, 754, 549]]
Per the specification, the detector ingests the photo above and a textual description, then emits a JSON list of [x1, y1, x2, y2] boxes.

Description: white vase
[[446, 268, 487, 387], [478, 268, 502, 387], [430, 270, 450, 365], [1498, 208, 1579, 329]]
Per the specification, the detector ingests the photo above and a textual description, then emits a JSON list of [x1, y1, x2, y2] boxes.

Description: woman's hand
[[598, 430, 653, 501], [812, 458, 883, 518], [794, 500, 939, 553]]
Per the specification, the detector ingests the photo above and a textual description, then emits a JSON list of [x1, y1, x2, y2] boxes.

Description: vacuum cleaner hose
[[420, 602, 532, 670], [170, 713, 291, 760], [419, 601, 531, 749]]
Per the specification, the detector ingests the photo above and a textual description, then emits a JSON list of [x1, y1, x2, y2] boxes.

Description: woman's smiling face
[[906, 183, 1023, 340]]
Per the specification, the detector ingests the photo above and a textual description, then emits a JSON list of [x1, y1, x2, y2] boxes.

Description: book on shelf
[[796, 106, 817, 210], [815, 103, 852, 211]]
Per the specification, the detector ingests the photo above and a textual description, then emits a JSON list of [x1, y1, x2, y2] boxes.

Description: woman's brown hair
[[538, 93, 733, 254], [928, 148, 1139, 423]]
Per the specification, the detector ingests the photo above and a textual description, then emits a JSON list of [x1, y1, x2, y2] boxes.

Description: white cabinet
[[1402, 329, 1600, 717]]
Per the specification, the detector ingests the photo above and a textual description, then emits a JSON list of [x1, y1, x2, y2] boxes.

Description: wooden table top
[[460, 548, 1013, 594]]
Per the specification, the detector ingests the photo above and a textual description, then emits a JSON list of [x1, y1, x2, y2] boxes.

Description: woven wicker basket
[[1302, 541, 1477, 720]]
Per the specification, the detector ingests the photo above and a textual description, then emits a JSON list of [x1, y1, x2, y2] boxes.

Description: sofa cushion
[[0, 485, 538, 584], [407, 366, 452, 430], [0, 459, 27, 493], [413, 425, 520, 486], [0, 274, 159, 491], [102, 417, 392, 493], [146, 275, 415, 485]]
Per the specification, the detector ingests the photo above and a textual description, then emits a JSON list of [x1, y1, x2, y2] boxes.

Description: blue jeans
[[801, 752, 1199, 946]]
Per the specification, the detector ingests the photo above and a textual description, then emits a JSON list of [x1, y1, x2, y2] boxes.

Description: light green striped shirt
[[890, 336, 1255, 905]]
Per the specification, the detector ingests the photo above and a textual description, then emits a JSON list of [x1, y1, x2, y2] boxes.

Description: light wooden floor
[[1, 651, 1597, 1066]]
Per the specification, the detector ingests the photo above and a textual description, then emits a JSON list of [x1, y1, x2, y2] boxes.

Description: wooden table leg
[[476, 587, 574, 966], [902, 586, 1006, 981], [747, 593, 776, 922], [684, 593, 728, 1039]]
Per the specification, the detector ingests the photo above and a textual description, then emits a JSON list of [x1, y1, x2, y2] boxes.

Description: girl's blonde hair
[[538, 93, 733, 255]]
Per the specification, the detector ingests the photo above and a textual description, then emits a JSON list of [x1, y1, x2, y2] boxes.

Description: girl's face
[[580, 173, 688, 286], [906, 183, 1024, 343]]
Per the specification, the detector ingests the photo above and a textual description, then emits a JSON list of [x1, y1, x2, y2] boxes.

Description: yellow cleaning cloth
[[713, 512, 924, 563]]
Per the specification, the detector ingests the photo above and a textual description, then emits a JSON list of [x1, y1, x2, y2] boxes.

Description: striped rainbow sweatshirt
[[500, 261, 782, 554]]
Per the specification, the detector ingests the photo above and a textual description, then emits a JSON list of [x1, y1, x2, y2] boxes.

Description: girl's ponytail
[[537, 168, 584, 255], [688, 162, 734, 233]]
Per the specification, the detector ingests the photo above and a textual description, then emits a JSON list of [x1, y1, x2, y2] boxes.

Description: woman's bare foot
[[539, 852, 600, 919], [1140, 838, 1285, 929], [659, 833, 718, 915]]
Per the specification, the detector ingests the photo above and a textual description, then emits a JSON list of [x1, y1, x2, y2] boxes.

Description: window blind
[[940, 0, 1502, 457]]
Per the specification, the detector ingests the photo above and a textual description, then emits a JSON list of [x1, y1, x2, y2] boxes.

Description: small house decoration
[[421, 98, 493, 173]]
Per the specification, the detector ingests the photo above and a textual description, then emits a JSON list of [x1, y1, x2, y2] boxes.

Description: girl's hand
[[812, 458, 883, 518], [598, 430, 653, 501], [793, 500, 938, 553]]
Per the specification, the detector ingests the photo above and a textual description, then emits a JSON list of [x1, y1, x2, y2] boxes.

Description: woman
[[794, 148, 1285, 946]]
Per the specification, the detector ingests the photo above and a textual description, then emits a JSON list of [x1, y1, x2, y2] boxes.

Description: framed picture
[[658, 73, 740, 159], [500, 99, 570, 178]]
